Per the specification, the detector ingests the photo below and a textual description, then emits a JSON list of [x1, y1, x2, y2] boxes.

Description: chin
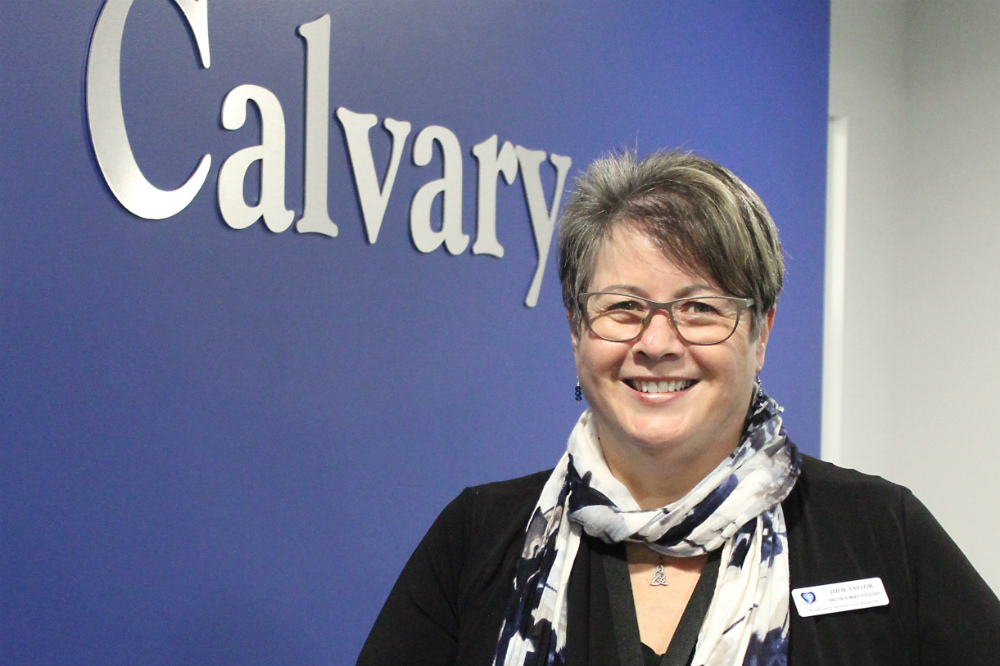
[[618, 415, 694, 450]]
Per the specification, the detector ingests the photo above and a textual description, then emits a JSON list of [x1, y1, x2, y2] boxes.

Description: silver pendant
[[650, 556, 668, 586]]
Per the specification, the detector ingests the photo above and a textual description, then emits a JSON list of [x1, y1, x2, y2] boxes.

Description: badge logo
[[801, 591, 817, 604]]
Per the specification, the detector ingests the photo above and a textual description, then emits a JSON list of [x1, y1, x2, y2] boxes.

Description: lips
[[624, 379, 696, 394]]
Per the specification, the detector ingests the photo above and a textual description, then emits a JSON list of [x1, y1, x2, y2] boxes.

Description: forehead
[[589, 225, 717, 294]]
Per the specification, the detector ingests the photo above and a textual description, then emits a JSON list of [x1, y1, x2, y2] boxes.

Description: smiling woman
[[356, 151, 1000, 666]]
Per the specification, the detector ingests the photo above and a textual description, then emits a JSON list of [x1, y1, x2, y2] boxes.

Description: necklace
[[650, 554, 668, 586]]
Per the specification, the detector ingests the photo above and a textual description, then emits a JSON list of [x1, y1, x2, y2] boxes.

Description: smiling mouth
[[625, 379, 696, 394]]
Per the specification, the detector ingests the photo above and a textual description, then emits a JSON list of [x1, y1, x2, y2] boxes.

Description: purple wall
[[1, 2, 829, 664]]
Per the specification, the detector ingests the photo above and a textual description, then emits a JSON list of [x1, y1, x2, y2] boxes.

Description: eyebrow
[[596, 283, 724, 299]]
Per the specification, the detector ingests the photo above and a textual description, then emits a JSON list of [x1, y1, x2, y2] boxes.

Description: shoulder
[[788, 453, 956, 539], [789, 453, 916, 520], [439, 470, 551, 545], [460, 469, 551, 508], [795, 453, 907, 497], [429, 468, 553, 544], [785, 452, 946, 556]]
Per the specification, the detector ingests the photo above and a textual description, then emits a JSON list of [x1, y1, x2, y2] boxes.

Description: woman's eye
[[607, 299, 641, 311], [678, 299, 721, 316]]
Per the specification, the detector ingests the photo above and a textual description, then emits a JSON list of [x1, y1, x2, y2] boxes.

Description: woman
[[357, 151, 1000, 666]]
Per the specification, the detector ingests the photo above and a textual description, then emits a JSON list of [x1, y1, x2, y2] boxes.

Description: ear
[[755, 308, 775, 370]]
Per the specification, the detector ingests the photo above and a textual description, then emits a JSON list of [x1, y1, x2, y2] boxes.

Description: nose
[[632, 308, 685, 358]]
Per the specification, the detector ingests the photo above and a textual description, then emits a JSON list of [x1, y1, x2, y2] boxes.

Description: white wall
[[830, 0, 1000, 592]]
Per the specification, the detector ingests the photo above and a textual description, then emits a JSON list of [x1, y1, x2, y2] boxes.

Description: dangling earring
[[575, 379, 583, 402], [755, 371, 764, 399]]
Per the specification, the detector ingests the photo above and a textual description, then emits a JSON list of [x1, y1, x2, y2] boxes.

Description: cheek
[[571, 338, 588, 379], [574, 337, 621, 379], [701, 339, 758, 385], [575, 340, 599, 375], [729, 328, 761, 372]]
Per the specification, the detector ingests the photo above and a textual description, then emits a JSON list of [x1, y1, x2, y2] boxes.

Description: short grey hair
[[558, 150, 784, 337]]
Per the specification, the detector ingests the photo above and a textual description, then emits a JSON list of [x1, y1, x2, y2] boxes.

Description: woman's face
[[571, 224, 773, 477]]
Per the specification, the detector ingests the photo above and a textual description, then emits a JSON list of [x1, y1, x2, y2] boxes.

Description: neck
[[596, 421, 745, 510], [602, 444, 732, 510]]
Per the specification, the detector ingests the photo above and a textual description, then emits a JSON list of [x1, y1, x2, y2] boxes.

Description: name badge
[[792, 577, 889, 617]]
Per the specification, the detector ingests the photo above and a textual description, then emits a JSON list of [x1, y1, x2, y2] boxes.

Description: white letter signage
[[516, 147, 572, 307], [337, 108, 413, 245], [85, 5, 572, 306], [410, 126, 469, 255], [218, 85, 294, 232], [296, 15, 339, 237], [471, 135, 518, 258], [86, 0, 211, 220]]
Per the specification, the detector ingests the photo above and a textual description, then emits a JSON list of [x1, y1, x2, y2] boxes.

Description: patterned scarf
[[492, 390, 801, 666]]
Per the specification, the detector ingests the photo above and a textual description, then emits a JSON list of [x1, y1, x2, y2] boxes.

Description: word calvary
[[86, 1, 572, 307]]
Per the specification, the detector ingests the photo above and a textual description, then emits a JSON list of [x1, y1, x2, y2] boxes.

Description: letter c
[[86, 0, 211, 219]]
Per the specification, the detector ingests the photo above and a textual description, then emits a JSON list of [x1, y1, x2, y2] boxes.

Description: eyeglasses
[[577, 292, 755, 345]]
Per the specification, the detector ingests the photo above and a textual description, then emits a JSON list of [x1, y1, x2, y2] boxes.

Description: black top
[[356, 454, 1000, 665], [564, 538, 719, 666], [597, 543, 720, 666]]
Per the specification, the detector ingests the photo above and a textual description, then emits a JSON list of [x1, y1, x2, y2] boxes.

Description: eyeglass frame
[[576, 292, 756, 345]]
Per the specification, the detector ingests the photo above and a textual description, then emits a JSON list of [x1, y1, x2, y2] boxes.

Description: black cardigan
[[357, 455, 1000, 665]]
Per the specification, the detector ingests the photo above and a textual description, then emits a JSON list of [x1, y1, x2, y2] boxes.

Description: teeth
[[636, 379, 693, 394]]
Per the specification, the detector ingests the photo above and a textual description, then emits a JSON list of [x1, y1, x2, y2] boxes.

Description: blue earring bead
[[575, 381, 583, 402]]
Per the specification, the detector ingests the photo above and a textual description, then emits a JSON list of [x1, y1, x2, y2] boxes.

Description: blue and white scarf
[[492, 390, 801, 666]]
